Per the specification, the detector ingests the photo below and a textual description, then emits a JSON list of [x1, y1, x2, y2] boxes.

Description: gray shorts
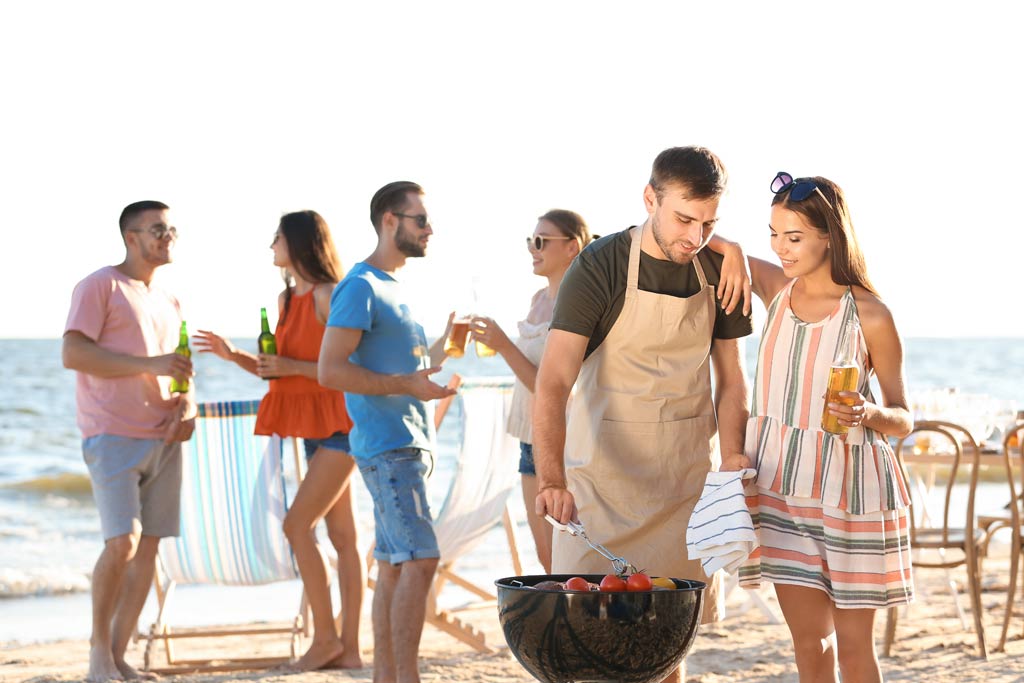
[[82, 434, 183, 540]]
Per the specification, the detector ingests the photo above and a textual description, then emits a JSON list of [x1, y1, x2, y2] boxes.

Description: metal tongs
[[545, 515, 638, 575]]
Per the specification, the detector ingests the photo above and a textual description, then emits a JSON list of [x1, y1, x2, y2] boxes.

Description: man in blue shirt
[[319, 181, 454, 683]]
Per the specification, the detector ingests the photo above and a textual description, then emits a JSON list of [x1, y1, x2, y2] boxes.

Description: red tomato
[[564, 576, 590, 591], [599, 574, 628, 592], [626, 572, 653, 592]]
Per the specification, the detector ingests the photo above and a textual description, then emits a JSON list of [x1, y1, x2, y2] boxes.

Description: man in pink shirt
[[63, 200, 195, 682]]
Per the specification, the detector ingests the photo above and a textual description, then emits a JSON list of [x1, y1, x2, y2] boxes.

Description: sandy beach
[[4, 548, 1022, 683]]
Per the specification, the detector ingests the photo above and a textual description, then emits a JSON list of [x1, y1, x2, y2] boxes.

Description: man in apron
[[534, 146, 753, 683]]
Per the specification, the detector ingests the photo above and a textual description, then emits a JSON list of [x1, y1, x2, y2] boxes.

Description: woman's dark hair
[[278, 210, 343, 322], [771, 176, 878, 296], [538, 209, 595, 247]]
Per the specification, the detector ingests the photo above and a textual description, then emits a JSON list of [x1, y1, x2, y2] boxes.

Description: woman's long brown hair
[[278, 210, 343, 323], [771, 176, 878, 296]]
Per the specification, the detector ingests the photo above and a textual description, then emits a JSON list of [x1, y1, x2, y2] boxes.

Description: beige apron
[[552, 223, 722, 623]]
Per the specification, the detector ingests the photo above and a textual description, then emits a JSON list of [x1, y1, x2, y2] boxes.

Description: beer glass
[[470, 316, 497, 357], [444, 315, 472, 358], [474, 339, 497, 357]]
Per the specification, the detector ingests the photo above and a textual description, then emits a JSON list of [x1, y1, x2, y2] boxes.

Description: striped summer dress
[[738, 280, 914, 608]]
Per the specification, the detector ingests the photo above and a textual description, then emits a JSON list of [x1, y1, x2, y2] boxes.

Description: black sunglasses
[[771, 171, 835, 212], [393, 212, 430, 229], [771, 171, 826, 201], [526, 234, 573, 251]]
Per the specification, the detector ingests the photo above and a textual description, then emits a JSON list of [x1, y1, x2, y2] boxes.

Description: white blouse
[[505, 289, 553, 443]]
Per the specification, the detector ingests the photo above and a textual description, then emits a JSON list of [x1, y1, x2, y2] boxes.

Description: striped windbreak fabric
[[159, 400, 299, 585]]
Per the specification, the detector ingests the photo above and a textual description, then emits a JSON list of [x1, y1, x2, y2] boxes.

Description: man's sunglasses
[[770, 171, 833, 208], [393, 212, 430, 229], [526, 234, 573, 251], [128, 225, 178, 240]]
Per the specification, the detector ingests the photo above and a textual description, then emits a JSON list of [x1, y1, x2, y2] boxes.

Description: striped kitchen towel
[[686, 468, 758, 574]]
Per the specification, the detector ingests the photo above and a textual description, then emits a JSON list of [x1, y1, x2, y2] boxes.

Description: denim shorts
[[82, 434, 183, 540], [519, 441, 536, 476], [357, 447, 439, 565], [303, 431, 351, 460]]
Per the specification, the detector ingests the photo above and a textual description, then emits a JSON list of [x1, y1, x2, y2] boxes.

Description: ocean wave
[[2, 473, 92, 496], [1, 406, 44, 416], [0, 568, 90, 599]]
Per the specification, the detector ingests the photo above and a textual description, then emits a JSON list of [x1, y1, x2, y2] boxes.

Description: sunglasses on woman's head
[[770, 171, 834, 209], [526, 234, 573, 251]]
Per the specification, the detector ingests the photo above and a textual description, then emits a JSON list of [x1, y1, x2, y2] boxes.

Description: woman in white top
[[470, 209, 594, 573]]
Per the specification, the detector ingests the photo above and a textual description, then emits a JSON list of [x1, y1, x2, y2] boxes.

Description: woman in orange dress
[[194, 211, 364, 671]]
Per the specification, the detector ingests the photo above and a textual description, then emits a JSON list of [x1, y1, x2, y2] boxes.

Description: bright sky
[[3, 2, 1021, 340]]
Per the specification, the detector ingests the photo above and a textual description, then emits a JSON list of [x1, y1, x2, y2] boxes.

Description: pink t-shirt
[[64, 266, 184, 439]]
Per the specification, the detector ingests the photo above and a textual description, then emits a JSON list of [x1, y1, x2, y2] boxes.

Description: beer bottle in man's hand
[[169, 321, 191, 394]]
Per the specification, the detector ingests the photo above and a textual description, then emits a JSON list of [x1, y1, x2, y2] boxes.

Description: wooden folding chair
[[884, 420, 992, 658], [978, 421, 1024, 651]]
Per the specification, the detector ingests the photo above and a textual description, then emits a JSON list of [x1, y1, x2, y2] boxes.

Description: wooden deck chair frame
[[365, 374, 523, 653], [136, 401, 310, 674]]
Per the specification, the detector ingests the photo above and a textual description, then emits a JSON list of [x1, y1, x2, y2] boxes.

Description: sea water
[[0, 337, 1022, 643]]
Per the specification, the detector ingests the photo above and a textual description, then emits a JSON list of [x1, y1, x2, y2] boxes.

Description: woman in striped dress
[[715, 173, 914, 683]]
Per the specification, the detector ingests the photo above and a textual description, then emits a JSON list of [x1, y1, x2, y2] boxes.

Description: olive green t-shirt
[[551, 227, 754, 359]]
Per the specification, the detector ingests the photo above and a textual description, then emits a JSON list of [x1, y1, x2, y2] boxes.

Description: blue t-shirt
[[327, 261, 435, 459]]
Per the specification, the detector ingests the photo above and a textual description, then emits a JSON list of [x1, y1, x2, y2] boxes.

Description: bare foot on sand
[[87, 646, 124, 682], [280, 640, 346, 672], [115, 659, 158, 680], [325, 650, 365, 669]]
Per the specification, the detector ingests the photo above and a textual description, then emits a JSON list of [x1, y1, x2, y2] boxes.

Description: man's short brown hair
[[119, 200, 169, 234], [649, 147, 727, 201], [369, 181, 424, 232]]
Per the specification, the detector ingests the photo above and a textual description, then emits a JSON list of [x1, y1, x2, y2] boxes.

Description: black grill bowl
[[495, 574, 704, 683]]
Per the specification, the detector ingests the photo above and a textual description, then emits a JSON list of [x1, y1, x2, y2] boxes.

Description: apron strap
[[691, 250, 709, 289], [626, 224, 643, 295]]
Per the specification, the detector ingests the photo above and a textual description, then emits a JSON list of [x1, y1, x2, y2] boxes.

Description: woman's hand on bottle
[[193, 330, 236, 360], [256, 353, 291, 379], [828, 390, 867, 429], [469, 316, 510, 353]]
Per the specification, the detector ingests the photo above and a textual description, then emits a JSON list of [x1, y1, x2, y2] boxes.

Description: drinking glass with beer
[[444, 314, 472, 358], [474, 338, 497, 357], [472, 317, 497, 357], [821, 320, 861, 435], [467, 315, 507, 359]]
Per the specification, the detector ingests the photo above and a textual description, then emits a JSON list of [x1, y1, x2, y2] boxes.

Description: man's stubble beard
[[650, 212, 697, 266], [139, 240, 172, 267]]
